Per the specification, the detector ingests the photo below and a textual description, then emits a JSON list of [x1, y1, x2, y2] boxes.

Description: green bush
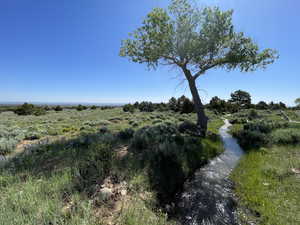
[[271, 128, 300, 145], [54, 105, 63, 111], [118, 128, 135, 140], [235, 130, 269, 149], [248, 109, 259, 120], [14, 103, 46, 116], [76, 104, 87, 111], [0, 138, 18, 155], [149, 148, 185, 203], [178, 121, 198, 134], [131, 123, 178, 150], [74, 143, 114, 193], [90, 105, 97, 110], [123, 104, 135, 113]]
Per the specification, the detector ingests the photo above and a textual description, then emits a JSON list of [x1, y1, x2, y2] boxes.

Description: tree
[[230, 90, 252, 108], [208, 96, 227, 113], [90, 105, 97, 110], [54, 105, 63, 111], [14, 103, 46, 116], [168, 97, 178, 112], [295, 98, 300, 107], [123, 104, 135, 113], [76, 104, 87, 111], [120, 0, 278, 136], [177, 95, 194, 113], [256, 101, 269, 110]]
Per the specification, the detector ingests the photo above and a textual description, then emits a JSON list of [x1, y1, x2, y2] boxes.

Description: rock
[[120, 189, 127, 196], [99, 187, 113, 201]]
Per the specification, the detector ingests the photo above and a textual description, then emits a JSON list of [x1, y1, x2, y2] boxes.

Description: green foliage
[[138, 101, 154, 112], [131, 123, 178, 150], [178, 120, 198, 134], [229, 90, 251, 108], [76, 104, 87, 111], [14, 103, 46, 116], [90, 105, 97, 110], [168, 97, 178, 112], [232, 120, 290, 149], [256, 101, 269, 110], [295, 98, 300, 106], [248, 109, 259, 120], [208, 96, 228, 113], [123, 104, 135, 113], [54, 105, 63, 111], [75, 143, 114, 193], [271, 128, 300, 145], [167, 96, 194, 114], [118, 128, 135, 140], [120, 0, 277, 72]]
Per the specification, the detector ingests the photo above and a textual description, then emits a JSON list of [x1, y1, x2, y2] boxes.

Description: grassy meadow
[[0, 106, 224, 225], [229, 109, 300, 225]]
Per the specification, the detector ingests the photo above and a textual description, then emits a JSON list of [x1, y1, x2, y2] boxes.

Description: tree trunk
[[183, 69, 208, 136]]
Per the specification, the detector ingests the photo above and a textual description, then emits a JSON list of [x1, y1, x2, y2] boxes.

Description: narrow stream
[[178, 119, 245, 225]]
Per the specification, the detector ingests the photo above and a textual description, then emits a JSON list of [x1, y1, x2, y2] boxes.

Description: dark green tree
[[168, 97, 178, 112], [230, 90, 252, 108], [120, 0, 278, 135], [295, 98, 300, 107], [208, 96, 227, 113], [54, 105, 63, 111], [256, 101, 269, 110]]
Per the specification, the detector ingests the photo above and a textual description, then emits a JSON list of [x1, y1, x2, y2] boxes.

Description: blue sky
[[0, 0, 299, 105]]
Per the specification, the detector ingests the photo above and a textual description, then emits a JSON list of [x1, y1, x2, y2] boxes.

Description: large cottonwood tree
[[120, 0, 278, 136]]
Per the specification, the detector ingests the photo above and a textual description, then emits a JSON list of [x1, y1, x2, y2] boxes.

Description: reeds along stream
[[178, 119, 245, 225]]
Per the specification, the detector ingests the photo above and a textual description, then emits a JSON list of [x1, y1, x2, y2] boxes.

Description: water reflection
[[178, 119, 245, 225]]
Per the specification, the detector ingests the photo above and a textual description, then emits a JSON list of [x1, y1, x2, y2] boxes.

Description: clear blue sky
[[0, 0, 299, 105]]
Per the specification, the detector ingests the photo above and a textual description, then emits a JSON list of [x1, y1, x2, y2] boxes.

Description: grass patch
[[231, 145, 300, 225]]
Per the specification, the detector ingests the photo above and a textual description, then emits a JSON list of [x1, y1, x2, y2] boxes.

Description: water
[[178, 119, 245, 225]]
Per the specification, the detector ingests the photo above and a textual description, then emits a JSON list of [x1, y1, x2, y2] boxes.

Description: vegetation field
[[229, 109, 300, 225], [0, 106, 224, 225]]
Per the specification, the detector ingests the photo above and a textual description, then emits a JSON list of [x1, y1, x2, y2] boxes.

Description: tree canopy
[[230, 90, 251, 108], [120, 0, 278, 76], [120, 0, 278, 135]]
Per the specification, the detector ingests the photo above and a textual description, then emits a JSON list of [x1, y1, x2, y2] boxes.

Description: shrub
[[179, 97, 194, 114], [99, 126, 108, 134], [131, 123, 178, 150], [33, 107, 46, 116], [248, 109, 259, 120], [14, 103, 35, 115], [24, 131, 42, 140], [138, 101, 154, 112], [229, 118, 247, 124], [244, 121, 288, 134], [54, 105, 63, 111], [0, 138, 18, 155], [14, 103, 46, 116], [123, 104, 135, 113], [118, 128, 135, 140], [149, 149, 185, 203], [271, 128, 300, 145], [178, 121, 198, 134], [90, 105, 97, 110], [74, 143, 114, 193], [76, 104, 87, 111], [237, 130, 269, 149]]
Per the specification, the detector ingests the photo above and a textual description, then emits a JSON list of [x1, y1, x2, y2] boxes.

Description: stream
[[178, 119, 245, 225]]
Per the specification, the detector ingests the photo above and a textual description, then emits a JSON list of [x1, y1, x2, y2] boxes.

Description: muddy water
[[178, 119, 245, 225]]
